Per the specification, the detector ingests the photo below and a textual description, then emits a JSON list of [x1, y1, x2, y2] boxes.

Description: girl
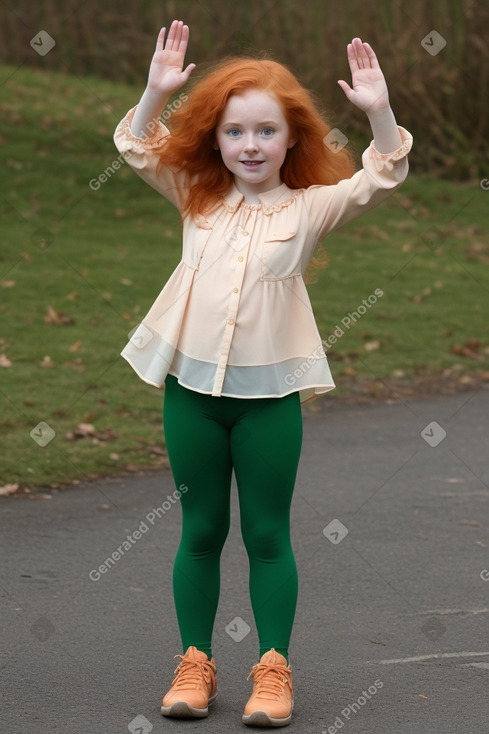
[[114, 19, 412, 728]]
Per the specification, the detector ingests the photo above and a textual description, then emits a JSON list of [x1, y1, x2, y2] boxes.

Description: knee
[[241, 523, 290, 561], [182, 519, 229, 556]]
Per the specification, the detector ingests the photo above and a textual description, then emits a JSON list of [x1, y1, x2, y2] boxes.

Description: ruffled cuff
[[366, 126, 413, 172], [114, 105, 171, 152]]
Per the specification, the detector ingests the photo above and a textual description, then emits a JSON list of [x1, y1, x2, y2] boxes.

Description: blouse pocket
[[259, 230, 303, 281], [182, 215, 213, 270]]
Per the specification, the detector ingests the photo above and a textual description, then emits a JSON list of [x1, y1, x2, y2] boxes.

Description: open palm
[[338, 38, 389, 113], [147, 20, 196, 95]]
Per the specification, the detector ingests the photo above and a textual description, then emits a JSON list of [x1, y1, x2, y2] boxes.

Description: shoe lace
[[171, 655, 213, 690], [247, 662, 292, 699]]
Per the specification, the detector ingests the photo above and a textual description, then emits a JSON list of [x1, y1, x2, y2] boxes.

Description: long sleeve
[[113, 106, 189, 212], [304, 126, 413, 242]]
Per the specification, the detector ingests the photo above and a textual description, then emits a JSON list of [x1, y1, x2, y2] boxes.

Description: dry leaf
[[0, 354, 12, 367], [460, 520, 482, 527], [0, 280, 15, 287], [364, 340, 381, 351], [0, 483, 19, 496], [44, 305, 74, 325], [40, 355, 55, 368], [120, 278, 132, 286], [68, 340, 83, 352], [418, 694, 429, 700]]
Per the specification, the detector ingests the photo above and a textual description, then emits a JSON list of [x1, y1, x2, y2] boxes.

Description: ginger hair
[[158, 55, 357, 280]]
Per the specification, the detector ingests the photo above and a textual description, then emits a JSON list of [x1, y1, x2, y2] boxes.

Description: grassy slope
[[1, 64, 488, 491]]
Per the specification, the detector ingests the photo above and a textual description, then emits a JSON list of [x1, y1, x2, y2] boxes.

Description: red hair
[[159, 55, 356, 220]]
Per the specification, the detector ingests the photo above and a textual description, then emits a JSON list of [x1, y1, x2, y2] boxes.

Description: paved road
[[2, 388, 489, 733]]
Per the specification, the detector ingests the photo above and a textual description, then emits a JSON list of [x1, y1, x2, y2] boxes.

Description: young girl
[[114, 19, 412, 728]]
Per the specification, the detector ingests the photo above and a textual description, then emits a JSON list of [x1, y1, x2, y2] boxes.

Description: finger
[[166, 19, 180, 50], [351, 37, 367, 69], [346, 43, 359, 73], [183, 62, 196, 80], [337, 79, 353, 98], [363, 42, 380, 69], [155, 27, 166, 52]]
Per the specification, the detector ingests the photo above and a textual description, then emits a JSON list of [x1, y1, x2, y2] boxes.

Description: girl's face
[[215, 89, 296, 197]]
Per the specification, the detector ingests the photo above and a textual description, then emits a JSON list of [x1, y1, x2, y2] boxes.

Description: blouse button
[[238, 256, 243, 262], [243, 231, 249, 236], [228, 318, 235, 325], [232, 288, 238, 293]]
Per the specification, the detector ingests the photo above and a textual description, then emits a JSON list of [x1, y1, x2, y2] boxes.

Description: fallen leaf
[[120, 278, 132, 286], [0, 354, 12, 367], [450, 341, 482, 360], [66, 291, 79, 301], [40, 355, 55, 368], [460, 520, 482, 527], [0, 280, 15, 287], [44, 305, 74, 325], [364, 340, 381, 351], [68, 340, 83, 352], [0, 483, 19, 496], [418, 694, 429, 700]]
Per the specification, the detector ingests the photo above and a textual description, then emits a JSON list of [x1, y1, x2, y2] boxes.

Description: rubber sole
[[242, 707, 292, 727], [161, 692, 217, 718]]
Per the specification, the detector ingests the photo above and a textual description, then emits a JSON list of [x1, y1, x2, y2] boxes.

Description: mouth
[[241, 161, 264, 168]]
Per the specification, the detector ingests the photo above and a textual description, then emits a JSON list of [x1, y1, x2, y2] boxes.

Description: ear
[[287, 137, 297, 149]]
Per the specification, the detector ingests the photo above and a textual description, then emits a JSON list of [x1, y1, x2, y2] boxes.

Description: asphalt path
[[2, 387, 489, 733]]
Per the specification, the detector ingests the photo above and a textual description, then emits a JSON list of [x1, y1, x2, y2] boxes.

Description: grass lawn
[[1, 64, 488, 493]]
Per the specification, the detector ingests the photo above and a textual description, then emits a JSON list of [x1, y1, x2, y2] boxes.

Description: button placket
[[212, 209, 256, 396]]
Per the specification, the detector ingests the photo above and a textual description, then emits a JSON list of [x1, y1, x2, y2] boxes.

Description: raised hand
[[337, 38, 389, 114], [146, 20, 196, 96]]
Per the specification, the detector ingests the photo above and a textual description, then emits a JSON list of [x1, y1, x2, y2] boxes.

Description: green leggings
[[162, 373, 303, 664]]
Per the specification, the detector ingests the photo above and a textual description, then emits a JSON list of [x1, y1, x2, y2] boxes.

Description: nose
[[243, 133, 259, 153]]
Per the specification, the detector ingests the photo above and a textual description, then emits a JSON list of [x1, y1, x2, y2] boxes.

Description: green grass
[[1, 63, 488, 492]]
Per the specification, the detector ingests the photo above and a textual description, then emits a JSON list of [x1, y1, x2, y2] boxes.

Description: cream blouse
[[114, 106, 412, 404]]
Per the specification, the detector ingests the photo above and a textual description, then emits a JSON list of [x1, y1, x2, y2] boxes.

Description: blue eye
[[262, 127, 274, 136], [227, 129, 240, 137]]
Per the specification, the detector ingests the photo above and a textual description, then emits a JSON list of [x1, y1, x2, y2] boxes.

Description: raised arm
[[131, 20, 196, 138], [338, 38, 402, 154]]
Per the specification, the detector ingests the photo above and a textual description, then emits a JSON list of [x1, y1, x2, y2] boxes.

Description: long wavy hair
[[158, 55, 357, 280]]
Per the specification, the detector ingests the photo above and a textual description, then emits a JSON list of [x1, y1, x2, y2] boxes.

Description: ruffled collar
[[222, 182, 302, 214]]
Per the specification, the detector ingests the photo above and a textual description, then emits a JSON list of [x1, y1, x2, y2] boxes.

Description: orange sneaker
[[161, 646, 217, 718], [242, 649, 293, 727]]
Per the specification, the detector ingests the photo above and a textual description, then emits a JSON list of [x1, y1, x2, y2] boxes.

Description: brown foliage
[[1, 0, 487, 177]]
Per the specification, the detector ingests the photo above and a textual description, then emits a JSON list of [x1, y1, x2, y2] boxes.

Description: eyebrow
[[220, 120, 280, 126]]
